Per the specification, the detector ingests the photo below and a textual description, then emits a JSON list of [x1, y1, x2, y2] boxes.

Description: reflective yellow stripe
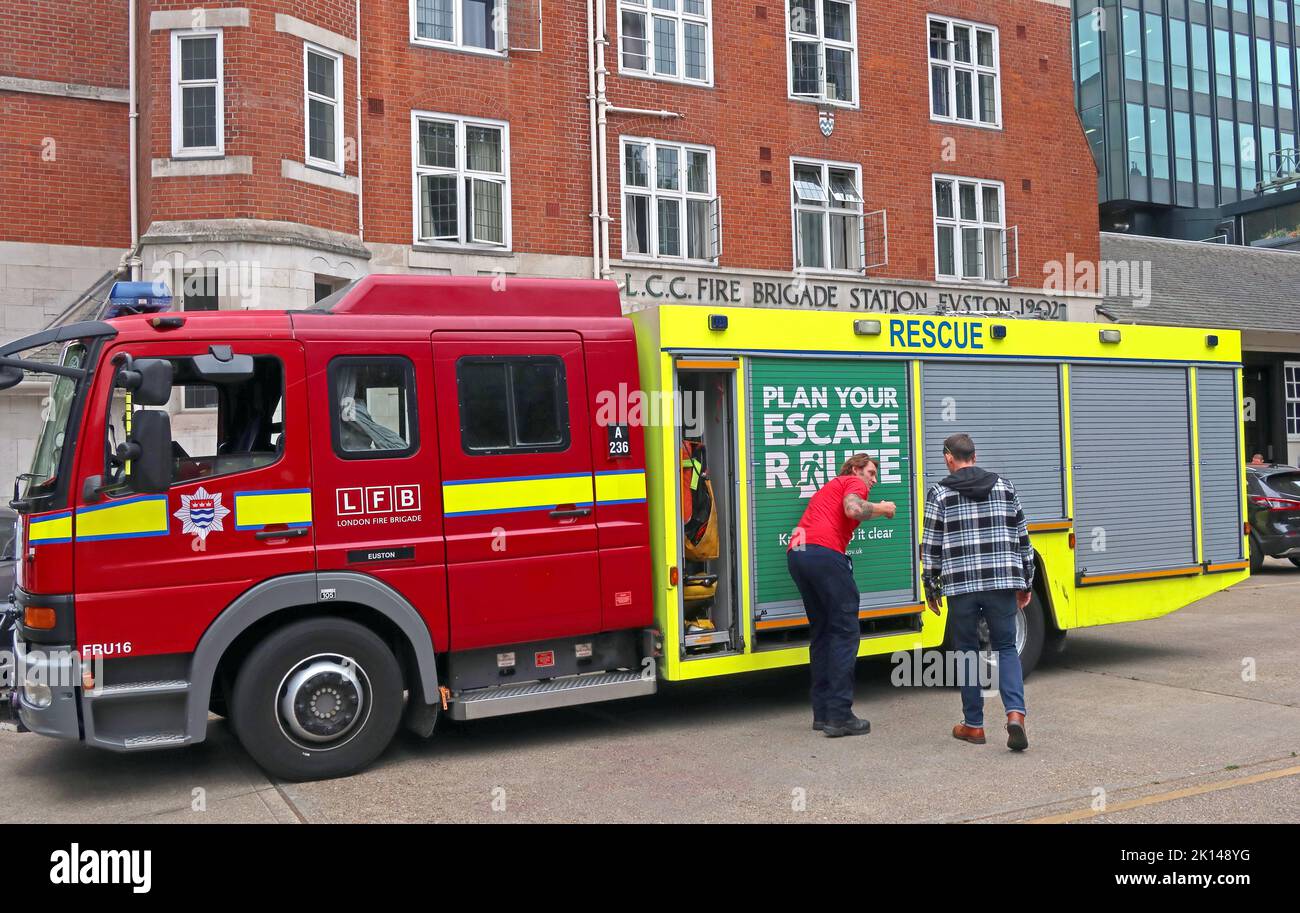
[[235, 489, 313, 530], [28, 512, 73, 544], [75, 496, 169, 542], [443, 473, 594, 518], [596, 470, 647, 505]]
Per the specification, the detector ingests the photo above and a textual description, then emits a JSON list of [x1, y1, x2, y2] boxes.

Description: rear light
[[669, 566, 679, 586], [1067, 533, 1076, 550], [1250, 496, 1300, 511], [23, 606, 56, 630]]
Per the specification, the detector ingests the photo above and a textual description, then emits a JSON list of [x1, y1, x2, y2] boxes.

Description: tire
[[1044, 625, 1068, 659], [1288, 556, 1300, 569], [1249, 536, 1264, 574], [230, 617, 404, 782], [968, 591, 1046, 680], [1018, 591, 1046, 679]]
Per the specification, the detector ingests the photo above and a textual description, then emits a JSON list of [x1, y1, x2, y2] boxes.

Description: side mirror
[[0, 365, 23, 391], [117, 409, 173, 493], [116, 357, 173, 406]]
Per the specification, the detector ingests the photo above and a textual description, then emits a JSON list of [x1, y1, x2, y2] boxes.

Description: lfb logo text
[[337, 485, 421, 516]]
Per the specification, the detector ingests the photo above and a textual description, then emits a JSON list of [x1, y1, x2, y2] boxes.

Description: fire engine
[[1, 276, 1249, 780]]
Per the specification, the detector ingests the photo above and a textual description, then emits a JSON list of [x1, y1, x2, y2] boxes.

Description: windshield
[[22, 343, 87, 502]]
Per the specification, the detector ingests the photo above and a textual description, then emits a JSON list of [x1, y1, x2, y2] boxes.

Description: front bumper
[[11, 633, 81, 741]]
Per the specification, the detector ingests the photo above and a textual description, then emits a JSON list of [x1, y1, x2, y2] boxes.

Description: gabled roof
[[1099, 232, 1300, 332]]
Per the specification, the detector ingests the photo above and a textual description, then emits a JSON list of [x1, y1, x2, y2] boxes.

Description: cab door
[[432, 332, 600, 651], [72, 339, 315, 658]]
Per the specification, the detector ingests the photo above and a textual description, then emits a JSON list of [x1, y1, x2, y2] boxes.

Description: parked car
[[1247, 465, 1300, 572]]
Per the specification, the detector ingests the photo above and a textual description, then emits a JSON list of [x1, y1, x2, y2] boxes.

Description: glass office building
[[1074, 0, 1300, 240]]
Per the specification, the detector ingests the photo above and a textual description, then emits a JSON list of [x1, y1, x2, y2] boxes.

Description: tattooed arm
[[843, 493, 875, 521], [843, 494, 897, 521]]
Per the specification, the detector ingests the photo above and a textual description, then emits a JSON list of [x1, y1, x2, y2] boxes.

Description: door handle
[[549, 507, 592, 519], [256, 527, 309, 541]]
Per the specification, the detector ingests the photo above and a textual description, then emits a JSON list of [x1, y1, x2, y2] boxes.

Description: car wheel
[[1288, 556, 1300, 569], [230, 617, 404, 782], [1249, 536, 1264, 573]]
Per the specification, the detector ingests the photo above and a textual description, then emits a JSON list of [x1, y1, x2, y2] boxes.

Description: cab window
[[105, 354, 285, 493], [328, 357, 418, 459], [456, 356, 569, 454]]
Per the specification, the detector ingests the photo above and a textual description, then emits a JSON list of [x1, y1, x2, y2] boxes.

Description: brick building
[[0, 0, 1101, 485]]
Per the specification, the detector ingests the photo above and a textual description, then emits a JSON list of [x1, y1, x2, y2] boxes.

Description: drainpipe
[[587, 0, 601, 279], [594, 0, 611, 278], [591, 4, 682, 280], [125, 0, 140, 280], [355, 0, 364, 245]]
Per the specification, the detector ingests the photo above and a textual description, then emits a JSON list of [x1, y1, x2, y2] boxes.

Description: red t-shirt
[[789, 474, 871, 554]]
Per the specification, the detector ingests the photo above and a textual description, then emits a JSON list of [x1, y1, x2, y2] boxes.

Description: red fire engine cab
[[5, 276, 659, 780]]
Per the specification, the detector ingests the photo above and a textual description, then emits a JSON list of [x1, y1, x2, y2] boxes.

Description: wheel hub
[[977, 605, 1029, 656], [278, 657, 368, 745]]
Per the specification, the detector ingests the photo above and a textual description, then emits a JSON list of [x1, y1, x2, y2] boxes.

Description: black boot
[[823, 715, 871, 738]]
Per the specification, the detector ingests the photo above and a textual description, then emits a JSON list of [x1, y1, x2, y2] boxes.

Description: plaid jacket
[[921, 473, 1035, 601]]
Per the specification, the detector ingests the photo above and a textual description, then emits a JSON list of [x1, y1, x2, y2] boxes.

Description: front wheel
[[230, 618, 404, 781]]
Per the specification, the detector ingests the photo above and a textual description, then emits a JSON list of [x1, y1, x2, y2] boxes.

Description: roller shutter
[[921, 362, 1066, 521], [1197, 368, 1245, 564], [1071, 364, 1196, 576]]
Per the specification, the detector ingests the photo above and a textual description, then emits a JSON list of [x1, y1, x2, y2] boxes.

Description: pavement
[[2, 558, 1297, 824]]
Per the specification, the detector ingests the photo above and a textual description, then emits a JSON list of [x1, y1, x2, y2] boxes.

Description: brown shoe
[[1006, 712, 1028, 751], [952, 722, 986, 744]]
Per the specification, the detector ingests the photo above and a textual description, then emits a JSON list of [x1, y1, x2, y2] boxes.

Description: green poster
[[749, 358, 915, 616]]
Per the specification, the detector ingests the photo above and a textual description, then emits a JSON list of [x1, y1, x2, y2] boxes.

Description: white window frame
[[785, 0, 858, 108], [620, 137, 719, 264], [1285, 362, 1300, 441], [170, 28, 224, 158], [618, 0, 714, 87], [932, 175, 1011, 284], [410, 111, 512, 250], [789, 157, 865, 274], [304, 44, 344, 173], [928, 15, 1001, 130], [409, 0, 508, 57]]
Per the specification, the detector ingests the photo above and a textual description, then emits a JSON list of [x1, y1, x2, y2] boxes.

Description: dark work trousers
[[787, 544, 862, 723]]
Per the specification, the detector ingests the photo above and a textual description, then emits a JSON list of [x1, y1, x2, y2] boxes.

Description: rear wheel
[[1250, 536, 1264, 573], [975, 590, 1046, 677], [230, 618, 403, 782], [1017, 591, 1046, 677]]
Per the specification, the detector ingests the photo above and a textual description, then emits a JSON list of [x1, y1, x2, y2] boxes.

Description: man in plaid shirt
[[921, 433, 1034, 751]]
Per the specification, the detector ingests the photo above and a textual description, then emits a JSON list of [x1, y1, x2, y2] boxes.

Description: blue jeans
[[787, 545, 861, 722], [947, 589, 1027, 728]]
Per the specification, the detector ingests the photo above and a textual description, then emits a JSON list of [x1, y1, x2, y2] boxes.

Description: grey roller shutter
[[921, 362, 1066, 521], [1197, 368, 1245, 564], [1071, 364, 1196, 576]]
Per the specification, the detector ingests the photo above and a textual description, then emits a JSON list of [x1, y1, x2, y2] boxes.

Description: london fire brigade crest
[[174, 487, 230, 542]]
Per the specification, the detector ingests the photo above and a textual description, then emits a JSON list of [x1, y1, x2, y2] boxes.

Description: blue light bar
[[106, 280, 174, 318]]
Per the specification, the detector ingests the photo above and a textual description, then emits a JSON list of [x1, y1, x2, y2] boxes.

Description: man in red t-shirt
[[787, 453, 896, 737]]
